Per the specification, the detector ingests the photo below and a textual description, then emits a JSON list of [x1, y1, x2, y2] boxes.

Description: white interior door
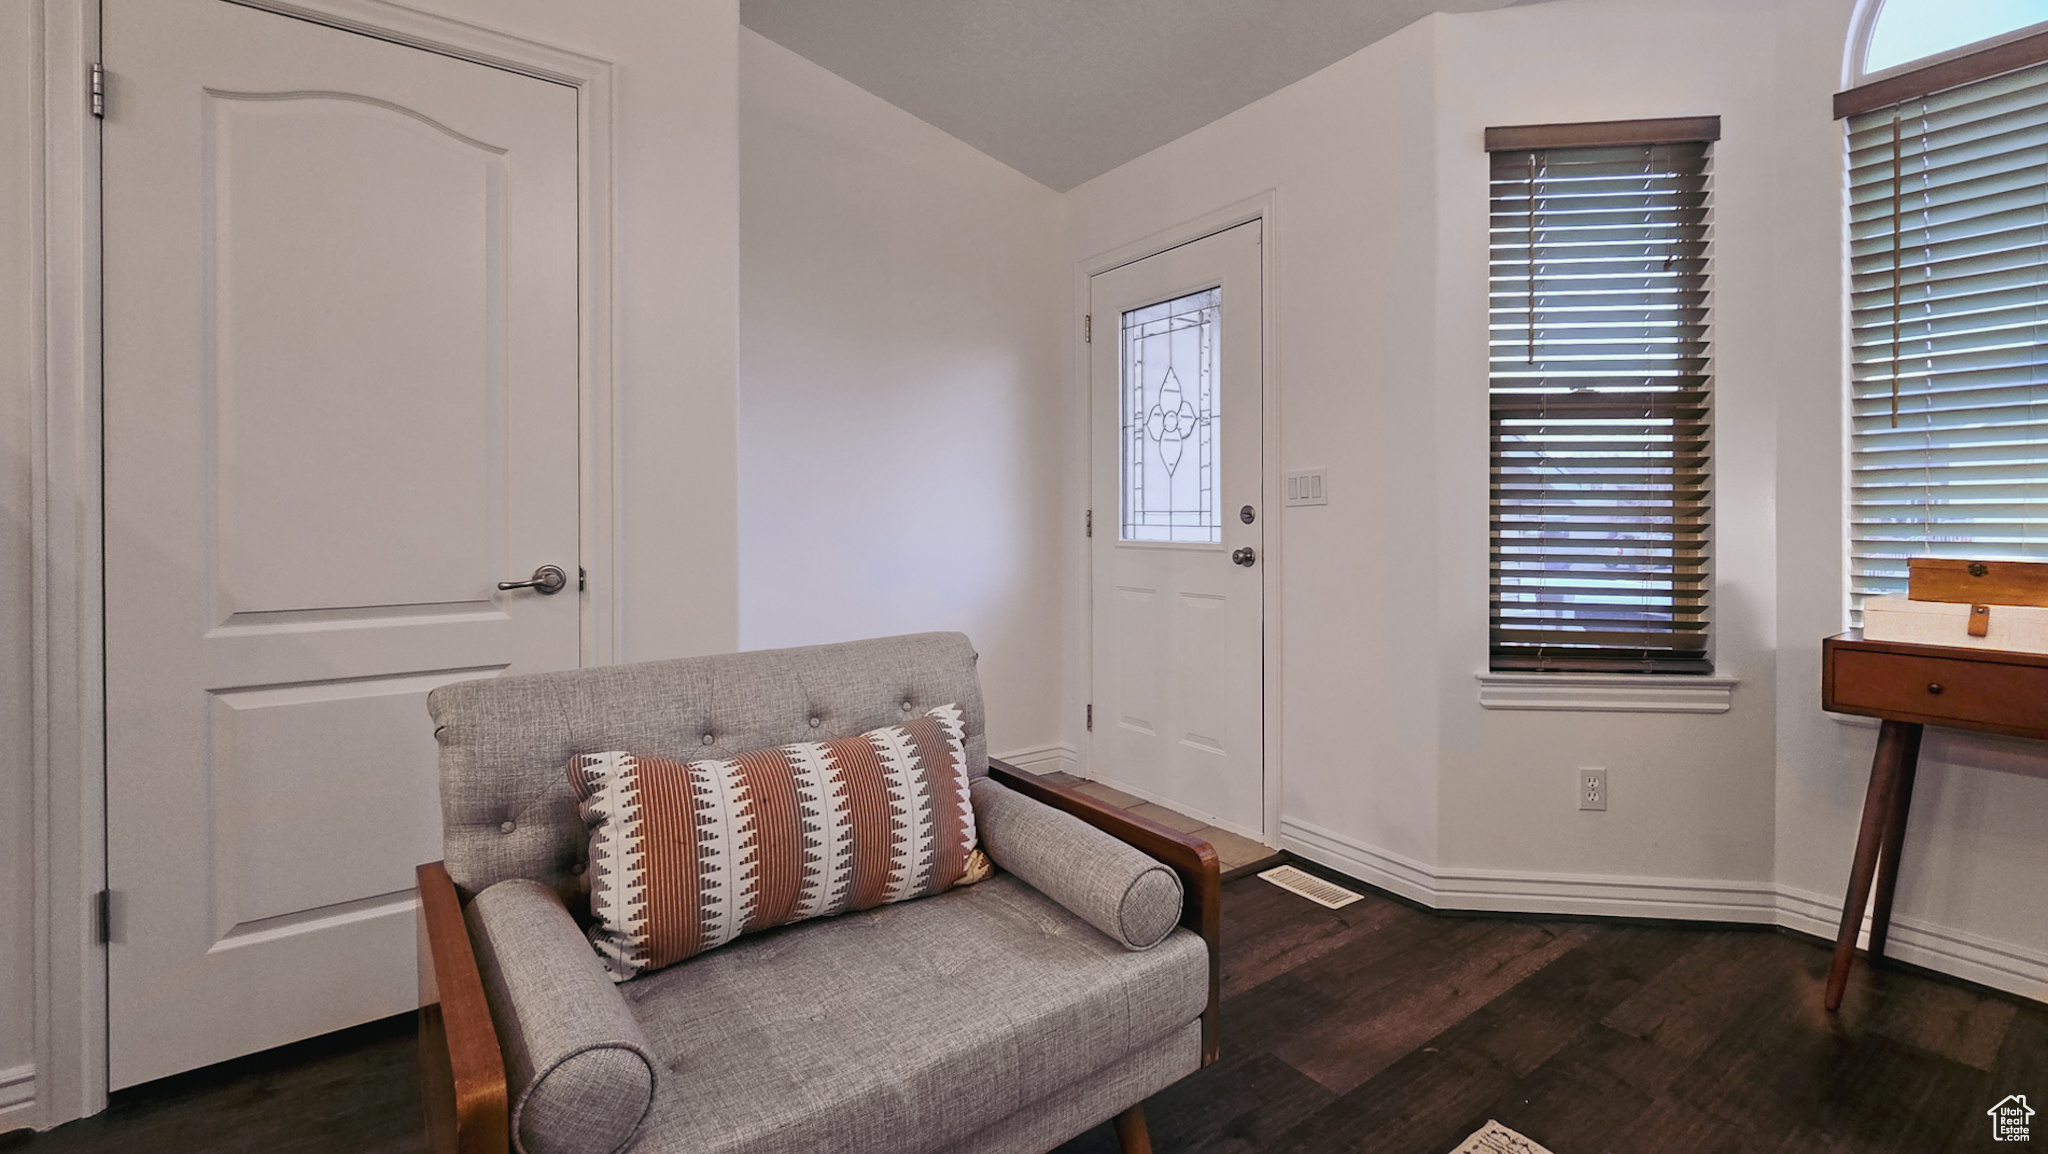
[[1089, 221, 1266, 838], [104, 0, 582, 1087]]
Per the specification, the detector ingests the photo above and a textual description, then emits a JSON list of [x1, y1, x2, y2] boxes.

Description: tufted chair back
[[429, 632, 986, 897]]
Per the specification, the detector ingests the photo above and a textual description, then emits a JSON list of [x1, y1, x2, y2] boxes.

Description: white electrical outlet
[[1284, 468, 1328, 506], [1579, 767, 1608, 811]]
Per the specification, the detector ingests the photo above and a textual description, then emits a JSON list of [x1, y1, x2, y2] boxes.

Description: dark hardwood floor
[[1056, 859, 2046, 1154], [9, 859, 2040, 1153], [2, 1015, 425, 1154]]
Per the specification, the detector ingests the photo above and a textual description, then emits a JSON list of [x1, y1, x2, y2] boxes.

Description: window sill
[[1475, 671, 1738, 714]]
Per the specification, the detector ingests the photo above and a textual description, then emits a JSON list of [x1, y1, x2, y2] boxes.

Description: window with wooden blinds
[[1487, 127, 1715, 674], [1845, 61, 2048, 615]]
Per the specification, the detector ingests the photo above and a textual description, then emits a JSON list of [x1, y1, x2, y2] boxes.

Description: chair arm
[[417, 861, 509, 1154], [987, 761, 1221, 1066]]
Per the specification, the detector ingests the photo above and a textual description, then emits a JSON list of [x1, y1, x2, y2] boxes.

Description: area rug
[[1448, 1120, 1556, 1154]]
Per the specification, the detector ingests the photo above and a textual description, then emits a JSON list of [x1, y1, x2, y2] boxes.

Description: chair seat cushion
[[616, 874, 1208, 1154]]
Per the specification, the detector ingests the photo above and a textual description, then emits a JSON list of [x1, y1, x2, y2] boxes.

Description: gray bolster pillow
[[465, 878, 657, 1154], [970, 777, 1184, 949]]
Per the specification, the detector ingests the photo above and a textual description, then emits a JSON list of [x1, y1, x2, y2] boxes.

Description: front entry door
[[104, 0, 583, 1087], [1089, 221, 1265, 837]]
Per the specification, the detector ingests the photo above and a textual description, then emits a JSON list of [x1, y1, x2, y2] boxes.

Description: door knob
[[498, 565, 569, 595], [1232, 547, 1257, 567]]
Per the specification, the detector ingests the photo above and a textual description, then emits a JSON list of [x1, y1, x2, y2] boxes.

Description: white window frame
[[1847, 0, 2048, 88]]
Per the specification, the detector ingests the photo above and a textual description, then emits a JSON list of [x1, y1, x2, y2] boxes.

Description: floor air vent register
[[1257, 864, 1363, 909]]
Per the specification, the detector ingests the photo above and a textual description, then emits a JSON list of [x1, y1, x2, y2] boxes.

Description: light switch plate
[[1284, 468, 1328, 506]]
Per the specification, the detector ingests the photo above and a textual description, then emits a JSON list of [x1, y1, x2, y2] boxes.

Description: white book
[[1861, 595, 2048, 655]]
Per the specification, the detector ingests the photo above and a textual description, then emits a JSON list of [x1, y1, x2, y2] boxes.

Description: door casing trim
[[1072, 191, 1284, 850], [32, 0, 618, 1126]]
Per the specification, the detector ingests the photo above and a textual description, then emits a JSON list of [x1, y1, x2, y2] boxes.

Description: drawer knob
[[1927, 682, 1944, 695]]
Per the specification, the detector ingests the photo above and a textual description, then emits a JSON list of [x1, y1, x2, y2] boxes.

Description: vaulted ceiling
[[741, 0, 1554, 190]]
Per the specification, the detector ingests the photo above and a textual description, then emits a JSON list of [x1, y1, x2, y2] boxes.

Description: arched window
[[1857, 0, 2048, 79], [1838, 3, 2048, 612]]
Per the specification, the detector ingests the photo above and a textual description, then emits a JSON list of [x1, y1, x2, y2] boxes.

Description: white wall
[[402, 0, 743, 665], [736, 30, 1069, 764], [2, 0, 43, 1117], [1063, 0, 1781, 900], [1061, 22, 1453, 873], [1064, 0, 2046, 997], [1429, 0, 1783, 894]]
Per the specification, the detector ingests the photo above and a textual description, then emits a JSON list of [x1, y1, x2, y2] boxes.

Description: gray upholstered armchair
[[416, 632, 1220, 1154]]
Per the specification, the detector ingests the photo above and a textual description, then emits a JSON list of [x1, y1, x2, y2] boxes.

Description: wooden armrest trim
[[417, 861, 509, 1154], [987, 761, 1222, 1065]]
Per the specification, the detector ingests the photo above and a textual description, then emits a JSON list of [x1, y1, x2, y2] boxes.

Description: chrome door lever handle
[[498, 565, 569, 595], [1232, 547, 1257, 567]]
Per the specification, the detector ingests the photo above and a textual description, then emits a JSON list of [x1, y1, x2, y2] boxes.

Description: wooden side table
[[1820, 631, 2048, 1010]]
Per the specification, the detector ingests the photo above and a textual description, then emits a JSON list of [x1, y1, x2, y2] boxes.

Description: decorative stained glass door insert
[[1122, 287, 1222, 543]]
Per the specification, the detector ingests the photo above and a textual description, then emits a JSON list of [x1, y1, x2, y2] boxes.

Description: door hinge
[[1086, 703, 1093, 732], [1084, 314, 1092, 343], [90, 63, 105, 119], [95, 889, 111, 944], [1085, 508, 1093, 538]]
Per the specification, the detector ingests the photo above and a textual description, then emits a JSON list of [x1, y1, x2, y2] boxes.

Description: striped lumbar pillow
[[569, 703, 977, 980]]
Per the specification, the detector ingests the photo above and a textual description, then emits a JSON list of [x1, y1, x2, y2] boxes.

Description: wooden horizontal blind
[[1488, 137, 1713, 673], [1848, 62, 2048, 614]]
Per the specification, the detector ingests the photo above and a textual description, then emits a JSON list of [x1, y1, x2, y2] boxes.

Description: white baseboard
[[0, 1064, 34, 1128], [1281, 817, 1778, 922], [1280, 817, 1440, 906], [1281, 817, 2048, 1003], [992, 742, 1079, 777], [1776, 884, 2048, 1003]]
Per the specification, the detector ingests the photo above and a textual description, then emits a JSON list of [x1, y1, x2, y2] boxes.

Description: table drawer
[[1829, 647, 2048, 733]]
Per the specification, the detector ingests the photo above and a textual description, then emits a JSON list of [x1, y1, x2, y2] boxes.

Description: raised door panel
[[208, 93, 505, 618], [208, 667, 500, 938], [1115, 585, 1163, 737], [1175, 591, 1228, 756]]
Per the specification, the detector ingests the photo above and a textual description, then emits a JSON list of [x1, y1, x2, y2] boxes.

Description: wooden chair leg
[[1112, 1104, 1153, 1154]]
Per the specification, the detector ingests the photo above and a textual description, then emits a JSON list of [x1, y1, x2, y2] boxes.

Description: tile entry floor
[[1037, 772, 1281, 875]]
